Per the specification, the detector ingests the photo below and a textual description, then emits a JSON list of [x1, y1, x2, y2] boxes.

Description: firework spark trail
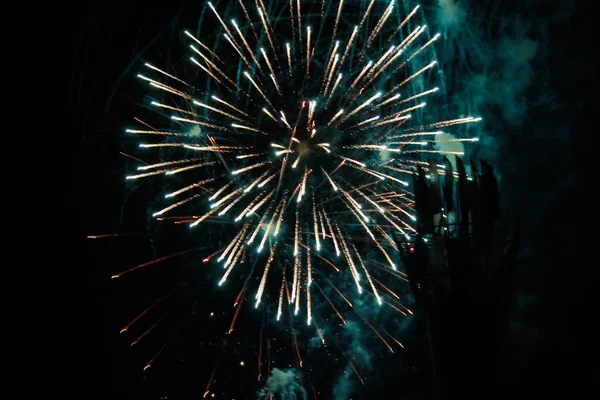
[[123, 0, 481, 381]]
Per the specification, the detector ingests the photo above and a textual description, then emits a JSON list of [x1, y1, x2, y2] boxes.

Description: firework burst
[[110, 0, 480, 392]]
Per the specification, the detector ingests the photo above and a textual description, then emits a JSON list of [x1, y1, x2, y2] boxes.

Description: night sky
[[70, 1, 583, 399]]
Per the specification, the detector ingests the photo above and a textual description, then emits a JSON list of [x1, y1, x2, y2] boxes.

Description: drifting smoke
[[257, 368, 307, 400]]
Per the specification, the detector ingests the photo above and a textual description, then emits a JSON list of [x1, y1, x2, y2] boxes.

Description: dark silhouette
[[397, 157, 518, 400]]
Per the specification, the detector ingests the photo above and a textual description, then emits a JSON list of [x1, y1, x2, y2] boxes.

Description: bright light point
[[243, 71, 250, 77], [240, 361, 245, 366], [257, 246, 263, 253], [218, 280, 224, 286], [433, 33, 441, 40], [391, 263, 397, 270], [410, 215, 417, 221]]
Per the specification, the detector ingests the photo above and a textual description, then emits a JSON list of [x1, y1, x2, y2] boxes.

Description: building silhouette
[[398, 157, 518, 400]]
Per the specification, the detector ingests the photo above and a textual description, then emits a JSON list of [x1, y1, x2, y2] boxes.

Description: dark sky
[[69, 1, 584, 399]]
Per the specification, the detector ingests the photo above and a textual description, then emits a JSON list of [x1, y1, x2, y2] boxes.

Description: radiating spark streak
[[269, 73, 282, 95], [279, 111, 291, 129], [153, 194, 200, 217], [257, 201, 281, 252], [273, 193, 288, 236], [277, 275, 285, 321], [255, 248, 275, 307], [261, 108, 278, 122], [306, 250, 312, 325], [138, 143, 184, 148], [315, 283, 346, 325], [185, 30, 223, 64], [390, 61, 437, 92], [291, 322, 302, 368], [244, 169, 272, 193], [351, 115, 379, 128], [341, 91, 381, 122], [209, 181, 234, 201], [111, 249, 192, 279], [189, 57, 226, 87], [166, 161, 218, 175], [148, 80, 193, 99], [366, 0, 395, 49], [143, 325, 181, 371], [211, 188, 242, 209], [211, 95, 250, 117], [231, 161, 273, 175], [235, 191, 266, 221], [87, 233, 141, 239], [340, 156, 365, 168], [144, 62, 188, 85], [237, 153, 264, 159], [246, 190, 274, 218], [203, 365, 218, 398], [318, 210, 327, 239], [258, 172, 279, 188], [137, 74, 191, 99], [171, 115, 225, 130], [293, 208, 300, 256], [247, 201, 274, 244], [397, 87, 440, 105], [337, 345, 365, 385], [384, 300, 407, 316], [344, 199, 397, 270], [228, 282, 246, 333], [449, 138, 480, 142], [130, 312, 167, 347], [208, 2, 241, 50], [220, 243, 244, 285], [426, 116, 482, 128], [257, 5, 277, 58], [306, 26, 312, 76], [348, 242, 380, 305], [322, 41, 340, 90], [374, 114, 411, 127], [326, 73, 343, 102], [353, 307, 394, 353], [120, 291, 173, 333], [244, 71, 275, 109], [219, 225, 249, 262], [313, 317, 325, 344], [404, 149, 464, 155], [323, 53, 339, 95], [377, 93, 401, 108], [231, 19, 264, 74], [327, 109, 344, 126], [150, 101, 197, 116], [396, 33, 441, 78], [312, 198, 320, 251], [137, 158, 202, 171], [193, 100, 247, 123], [190, 204, 223, 227], [371, 276, 400, 300], [125, 129, 185, 137], [320, 167, 338, 191], [286, 42, 293, 75], [296, 0, 302, 47], [321, 209, 340, 256], [339, 26, 358, 68], [364, 45, 396, 83], [335, 225, 362, 293], [260, 48, 277, 81]]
